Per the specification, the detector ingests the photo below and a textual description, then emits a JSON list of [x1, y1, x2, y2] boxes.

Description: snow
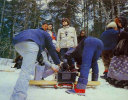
[[0, 59, 128, 100]]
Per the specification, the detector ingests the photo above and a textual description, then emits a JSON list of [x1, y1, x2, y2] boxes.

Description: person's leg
[[101, 50, 113, 79], [67, 47, 75, 71], [76, 46, 95, 89], [10, 42, 39, 100], [91, 49, 102, 81], [60, 48, 68, 61], [34, 65, 45, 80], [66, 44, 95, 95]]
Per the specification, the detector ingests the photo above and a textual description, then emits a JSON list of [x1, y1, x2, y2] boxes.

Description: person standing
[[41, 22, 48, 31], [77, 30, 87, 44], [100, 22, 119, 79], [107, 30, 128, 88], [56, 18, 77, 69], [46, 23, 57, 63], [10, 28, 60, 100], [114, 16, 127, 33], [47, 23, 56, 40], [56, 18, 77, 58]]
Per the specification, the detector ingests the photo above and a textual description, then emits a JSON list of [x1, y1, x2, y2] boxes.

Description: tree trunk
[[86, 0, 88, 36], [117, 2, 120, 16], [100, 0, 110, 25], [83, 0, 86, 29], [93, 0, 96, 36], [111, 0, 115, 19], [0, 0, 6, 38]]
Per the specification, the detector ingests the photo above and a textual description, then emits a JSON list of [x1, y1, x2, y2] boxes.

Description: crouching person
[[10, 28, 60, 100], [65, 36, 103, 96], [35, 51, 59, 80], [107, 31, 128, 88], [34, 62, 59, 80]]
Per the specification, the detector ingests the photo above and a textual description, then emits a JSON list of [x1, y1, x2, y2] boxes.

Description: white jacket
[[56, 26, 77, 48]]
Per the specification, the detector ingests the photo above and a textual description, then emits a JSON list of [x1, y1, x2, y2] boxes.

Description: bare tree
[[0, 0, 6, 38]]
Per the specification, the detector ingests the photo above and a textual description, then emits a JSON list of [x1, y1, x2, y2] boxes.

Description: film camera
[[56, 59, 78, 84]]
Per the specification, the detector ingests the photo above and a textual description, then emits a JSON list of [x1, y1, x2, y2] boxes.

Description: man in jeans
[[65, 36, 103, 96], [10, 28, 60, 100]]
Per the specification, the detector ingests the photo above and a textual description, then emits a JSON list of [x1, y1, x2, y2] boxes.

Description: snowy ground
[[0, 59, 128, 100]]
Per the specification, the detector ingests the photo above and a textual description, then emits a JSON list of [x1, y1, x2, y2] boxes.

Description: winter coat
[[77, 36, 86, 44], [108, 36, 128, 81], [56, 26, 77, 49], [100, 28, 119, 50], [13, 28, 60, 65], [114, 39, 128, 56], [47, 30, 56, 40], [108, 55, 128, 81], [118, 31, 128, 41]]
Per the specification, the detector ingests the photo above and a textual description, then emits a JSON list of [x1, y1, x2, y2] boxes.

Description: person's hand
[[56, 47, 60, 52], [51, 64, 60, 73], [51, 67, 59, 73]]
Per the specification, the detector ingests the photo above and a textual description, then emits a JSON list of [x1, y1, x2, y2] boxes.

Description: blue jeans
[[60, 48, 75, 68], [60, 48, 69, 61], [77, 37, 103, 89], [10, 41, 39, 100]]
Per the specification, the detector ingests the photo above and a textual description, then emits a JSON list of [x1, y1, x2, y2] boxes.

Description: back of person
[[100, 22, 119, 79], [13, 29, 45, 47], [107, 39, 128, 88], [70, 36, 103, 65], [100, 28, 118, 50], [10, 28, 60, 100]]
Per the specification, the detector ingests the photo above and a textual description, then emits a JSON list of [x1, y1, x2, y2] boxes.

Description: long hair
[[114, 39, 128, 56]]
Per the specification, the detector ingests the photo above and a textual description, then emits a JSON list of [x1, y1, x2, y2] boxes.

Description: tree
[[0, 0, 43, 58], [42, 0, 82, 34]]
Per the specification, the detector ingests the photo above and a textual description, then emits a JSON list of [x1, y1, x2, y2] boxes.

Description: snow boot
[[92, 73, 98, 81], [100, 70, 108, 79], [66, 88, 85, 96]]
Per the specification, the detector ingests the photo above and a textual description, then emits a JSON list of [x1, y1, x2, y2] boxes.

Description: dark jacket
[[118, 31, 128, 41], [114, 31, 128, 56], [65, 37, 85, 65], [13, 28, 60, 65], [77, 36, 86, 44]]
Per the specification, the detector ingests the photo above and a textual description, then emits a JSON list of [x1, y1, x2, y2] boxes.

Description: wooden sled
[[29, 80, 100, 89], [0, 69, 15, 72]]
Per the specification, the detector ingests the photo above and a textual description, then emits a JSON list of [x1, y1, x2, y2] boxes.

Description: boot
[[100, 70, 108, 79], [92, 73, 98, 81], [66, 88, 85, 96]]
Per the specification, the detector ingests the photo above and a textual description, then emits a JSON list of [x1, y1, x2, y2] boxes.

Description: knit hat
[[106, 22, 117, 29]]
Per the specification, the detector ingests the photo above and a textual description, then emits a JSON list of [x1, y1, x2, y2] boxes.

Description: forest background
[[0, 0, 128, 59]]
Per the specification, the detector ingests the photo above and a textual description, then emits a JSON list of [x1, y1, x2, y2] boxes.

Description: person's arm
[[73, 28, 78, 47], [56, 29, 61, 52]]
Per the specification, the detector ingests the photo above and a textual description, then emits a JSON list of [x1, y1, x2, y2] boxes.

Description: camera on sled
[[56, 59, 77, 84]]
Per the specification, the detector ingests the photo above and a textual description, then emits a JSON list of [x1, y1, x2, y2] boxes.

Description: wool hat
[[106, 22, 117, 29]]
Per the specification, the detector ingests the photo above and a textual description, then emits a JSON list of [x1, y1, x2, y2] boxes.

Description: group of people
[[10, 16, 128, 100], [100, 16, 128, 88]]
